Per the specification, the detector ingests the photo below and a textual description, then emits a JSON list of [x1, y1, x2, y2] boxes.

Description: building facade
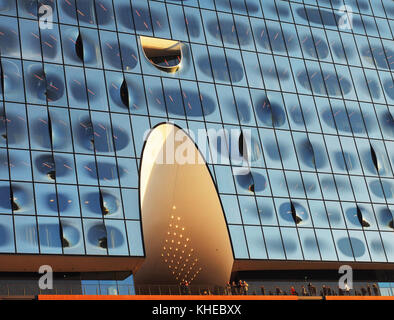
[[0, 0, 393, 293]]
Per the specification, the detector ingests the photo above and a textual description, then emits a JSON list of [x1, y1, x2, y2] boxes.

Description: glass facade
[[0, 0, 393, 264], [378, 282, 394, 296]]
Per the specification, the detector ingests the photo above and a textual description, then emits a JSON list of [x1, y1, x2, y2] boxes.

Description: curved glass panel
[[84, 220, 108, 255], [61, 218, 85, 254], [1, 0, 393, 273], [38, 217, 62, 254], [0, 215, 15, 253]]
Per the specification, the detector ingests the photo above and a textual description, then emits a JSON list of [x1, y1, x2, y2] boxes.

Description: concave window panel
[[240, 128, 265, 168], [334, 175, 354, 202], [325, 201, 346, 228], [333, 136, 363, 174], [214, 165, 236, 194], [364, 231, 387, 262], [332, 230, 355, 262], [24, 62, 66, 106], [79, 186, 103, 218], [60, 218, 85, 255], [34, 183, 58, 216], [1, 60, 25, 104], [75, 154, 98, 184], [238, 196, 260, 225], [14, 215, 39, 254], [61, 26, 102, 68], [27, 105, 52, 151], [3, 103, 29, 149], [277, 199, 311, 227], [0, 215, 15, 253], [262, 226, 285, 259], [0, 58, 25, 101], [319, 174, 339, 201], [298, 228, 321, 261], [100, 188, 124, 219], [280, 227, 303, 260], [38, 217, 63, 254], [269, 171, 289, 198], [276, 131, 299, 171], [220, 194, 242, 224], [228, 225, 249, 259], [125, 220, 144, 257], [375, 105, 393, 139], [380, 232, 394, 262], [140, 36, 182, 73], [0, 150, 9, 180], [301, 172, 322, 199], [248, 169, 270, 196], [369, 141, 392, 177], [107, 73, 147, 115], [354, 105, 380, 140], [207, 124, 231, 165], [234, 168, 256, 195], [117, 158, 138, 188], [226, 48, 247, 84], [56, 185, 80, 218], [358, 204, 378, 230], [65, 66, 88, 109], [0, 107, 6, 148], [150, 2, 170, 38], [40, 26, 62, 64], [105, 219, 129, 256], [283, 94, 305, 131], [367, 178, 392, 203], [348, 231, 371, 262], [9, 149, 32, 181], [0, 181, 12, 214], [0, 16, 20, 58], [315, 229, 338, 261], [256, 197, 278, 226], [244, 226, 267, 259], [96, 156, 119, 187], [309, 200, 329, 228], [19, 18, 41, 61], [83, 219, 108, 255], [375, 204, 394, 230], [49, 108, 73, 152], [350, 176, 371, 203], [85, 69, 108, 111], [10, 183, 35, 215]]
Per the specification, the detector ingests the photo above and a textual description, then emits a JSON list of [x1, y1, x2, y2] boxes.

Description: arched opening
[[134, 123, 233, 286], [140, 36, 183, 73]]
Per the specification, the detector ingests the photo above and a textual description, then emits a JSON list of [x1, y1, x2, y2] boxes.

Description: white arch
[[135, 123, 234, 286]]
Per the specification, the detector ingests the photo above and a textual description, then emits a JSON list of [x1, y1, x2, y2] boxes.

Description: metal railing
[[134, 284, 229, 296], [0, 284, 231, 297], [0, 283, 389, 297]]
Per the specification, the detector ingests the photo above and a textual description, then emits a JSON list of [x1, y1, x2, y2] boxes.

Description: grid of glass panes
[[0, 0, 392, 261], [378, 282, 394, 296]]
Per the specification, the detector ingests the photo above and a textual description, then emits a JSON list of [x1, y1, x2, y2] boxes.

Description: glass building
[[0, 0, 393, 294]]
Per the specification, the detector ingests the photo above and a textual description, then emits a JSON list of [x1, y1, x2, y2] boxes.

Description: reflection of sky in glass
[[0, 0, 392, 264]]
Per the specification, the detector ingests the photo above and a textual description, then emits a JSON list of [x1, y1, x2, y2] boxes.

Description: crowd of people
[[179, 280, 381, 296], [180, 280, 250, 295], [180, 280, 191, 295], [225, 280, 250, 295], [248, 282, 381, 297]]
